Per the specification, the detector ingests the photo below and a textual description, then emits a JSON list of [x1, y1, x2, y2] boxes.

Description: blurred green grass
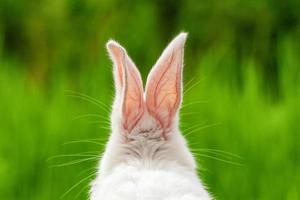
[[1, 0, 300, 199]]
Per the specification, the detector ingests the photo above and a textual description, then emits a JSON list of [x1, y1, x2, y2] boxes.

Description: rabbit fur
[[90, 33, 212, 200]]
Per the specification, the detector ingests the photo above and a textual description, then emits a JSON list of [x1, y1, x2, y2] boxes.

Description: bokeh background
[[1, 0, 300, 199]]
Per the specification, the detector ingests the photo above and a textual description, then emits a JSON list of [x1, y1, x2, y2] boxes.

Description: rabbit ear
[[145, 33, 187, 130], [107, 40, 144, 132]]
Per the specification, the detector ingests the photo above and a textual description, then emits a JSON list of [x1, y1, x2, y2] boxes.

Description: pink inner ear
[[145, 33, 186, 130], [107, 41, 145, 132], [122, 57, 145, 131], [107, 43, 124, 88], [146, 51, 182, 129]]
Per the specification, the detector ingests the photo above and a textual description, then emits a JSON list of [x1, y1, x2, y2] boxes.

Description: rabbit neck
[[99, 126, 197, 176]]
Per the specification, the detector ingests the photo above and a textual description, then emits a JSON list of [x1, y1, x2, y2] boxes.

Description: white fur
[[90, 33, 212, 200]]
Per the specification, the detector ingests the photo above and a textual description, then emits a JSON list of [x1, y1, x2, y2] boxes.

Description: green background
[[1, 0, 299, 199]]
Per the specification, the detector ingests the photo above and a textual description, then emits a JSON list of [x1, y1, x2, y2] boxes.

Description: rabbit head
[[100, 33, 196, 173], [90, 33, 211, 200]]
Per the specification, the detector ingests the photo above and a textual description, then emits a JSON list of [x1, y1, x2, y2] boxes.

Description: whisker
[[60, 173, 95, 199], [76, 166, 98, 179], [75, 182, 91, 199], [183, 78, 204, 95], [67, 90, 112, 112], [63, 140, 106, 146], [48, 153, 99, 161], [193, 153, 242, 166], [66, 91, 111, 114], [181, 121, 208, 133], [66, 138, 106, 141], [187, 141, 200, 147], [75, 168, 98, 199], [68, 94, 110, 115], [97, 126, 111, 131], [51, 157, 100, 168], [89, 123, 111, 131], [183, 77, 195, 91], [183, 123, 221, 137], [89, 120, 111, 126], [191, 148, 243, 160], [181, 101, 208, 109], [197, 165, 209, 173], [72, 114, 109, 122], [180, 112, 201, 116], [191, 150, 242, 164]]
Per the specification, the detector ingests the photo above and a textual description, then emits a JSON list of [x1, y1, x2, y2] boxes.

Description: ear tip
[[178, 32, 188, 39], [106, 40, 126, 56], [106, 40, 119, 49], [172, 32, 188, 48]]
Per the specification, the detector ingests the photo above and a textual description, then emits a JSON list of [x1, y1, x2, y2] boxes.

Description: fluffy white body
[[90, 33, 212, 200], [91, 164, 209, 200]]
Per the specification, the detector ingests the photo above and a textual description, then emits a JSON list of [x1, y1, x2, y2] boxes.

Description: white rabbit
[[90, 33, 212, 200]]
